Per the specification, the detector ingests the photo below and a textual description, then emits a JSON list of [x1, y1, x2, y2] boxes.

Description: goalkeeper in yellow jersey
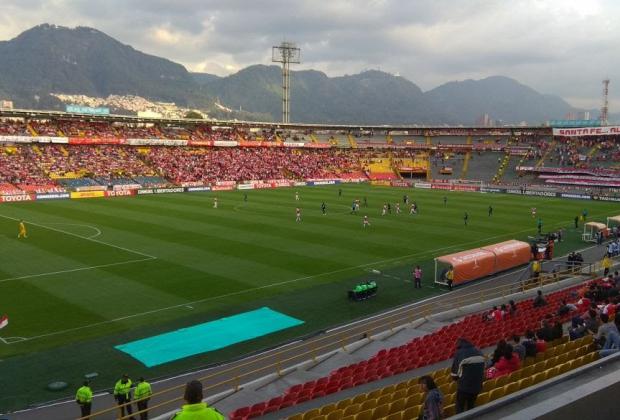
[[18, 219, 27, 239]]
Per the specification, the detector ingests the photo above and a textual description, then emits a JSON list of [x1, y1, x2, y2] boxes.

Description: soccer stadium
[[1, 3, 620, 420], [0, 110, 620, 420]]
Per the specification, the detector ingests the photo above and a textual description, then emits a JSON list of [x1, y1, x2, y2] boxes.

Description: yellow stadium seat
[[444, 392, 455, 406], [372, 404, 389, 419], [518, 376, 534, 390], [521, 365, 535, 378], [320, 404, 337, 416], [443, 404, 456, 417], [354, 409, 373, 420], [534, 352, 545, 363], [476, 392, 490, 406], [376, 395, 391, 407], [326, 409, 343, 420], [392, 389, 407, 401], [342, 404, 360, 417], [546, 366, 560, 379], [388, 398, 405, 414], [506, 370, 521, 383], [289, 414, 303, 420], [302, 409, 321, 420], [566, 350, 577, 360], [385, 412, 402, 420], [435, 375, 450, 386], [360, 399, 377, 412], [532, 371, 547, 385], [504, 382, 519, 395], [342, 416, 354, 420], [586, 351, 599, 363], [394, 382, 408, 391], [336, 399, 353, 410], [381, 385, 395, 396], [352, 394, 367, 405], [482, 379, 496, 393], [495, 375, 509, 388], [403, 405, 421, 419], [557, 362, 571, 375], [438, 383, 451, 395], [367, 390, 381, 400], [522, 357, 534, 367], [405, 393, 423, 408], [489, 387, 505, 401]]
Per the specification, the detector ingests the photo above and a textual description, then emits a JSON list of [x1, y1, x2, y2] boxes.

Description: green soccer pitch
[[0, 184, 616, 410]]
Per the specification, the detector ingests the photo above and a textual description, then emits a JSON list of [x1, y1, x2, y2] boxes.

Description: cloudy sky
[[1, 0, 618, 109]]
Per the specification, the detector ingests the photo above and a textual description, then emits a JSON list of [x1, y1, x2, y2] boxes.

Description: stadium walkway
[[8, 242, 610, 420]]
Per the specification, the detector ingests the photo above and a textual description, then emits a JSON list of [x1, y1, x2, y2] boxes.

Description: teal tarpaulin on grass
[[115, 307, 304, 367]]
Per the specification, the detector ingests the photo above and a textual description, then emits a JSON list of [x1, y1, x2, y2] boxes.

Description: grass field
[[0, 184, 616, 411]]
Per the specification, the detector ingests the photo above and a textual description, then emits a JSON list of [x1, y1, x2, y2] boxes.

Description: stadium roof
[[0, 108, 552, 133]]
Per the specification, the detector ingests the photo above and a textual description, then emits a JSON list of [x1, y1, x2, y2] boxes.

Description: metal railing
[[79, 258, 613, 420]]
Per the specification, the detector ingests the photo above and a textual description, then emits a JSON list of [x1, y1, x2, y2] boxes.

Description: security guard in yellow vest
[[134, 377, 152, 420], [75, 380, 93, 419], [171, 380, 224, 420], [113, 374, 134, 419]]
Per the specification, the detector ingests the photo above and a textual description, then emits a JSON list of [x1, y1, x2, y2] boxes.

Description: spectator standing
[[418, 376, 444, 420], [450, 338, 485, 413], [594, 313, 619, 346], [113, 374, 134, 419], [602, 254, 612, 277], [75, 381, 93, 419], [414, 265, 423, 289], [170, 380, 224, 420], [446, 268, 454, 291], [533, 290, 547, 308], [134, 377, 152, 420], [511, 335, 526, 361]]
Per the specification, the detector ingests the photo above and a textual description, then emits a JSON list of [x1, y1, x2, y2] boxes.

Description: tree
[[184, 110, 203, 119]]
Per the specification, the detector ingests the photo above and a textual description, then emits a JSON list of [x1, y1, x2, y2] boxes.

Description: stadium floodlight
[[272, 42, 301, 124]]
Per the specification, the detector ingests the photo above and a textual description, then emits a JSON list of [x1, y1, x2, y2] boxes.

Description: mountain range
[[0, 24, 610, 124]]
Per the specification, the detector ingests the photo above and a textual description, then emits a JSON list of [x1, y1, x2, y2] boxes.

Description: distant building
[[578, 111, 591, 120], [475, 113, 494, 127], [0, 100, 14, 109]]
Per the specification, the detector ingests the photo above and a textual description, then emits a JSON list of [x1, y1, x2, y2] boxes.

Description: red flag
[[0, 314, 8, 329]]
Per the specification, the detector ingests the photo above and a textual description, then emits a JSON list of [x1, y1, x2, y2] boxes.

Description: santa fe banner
[[553, 126, 620, 137], [0, 314, 8, 329]]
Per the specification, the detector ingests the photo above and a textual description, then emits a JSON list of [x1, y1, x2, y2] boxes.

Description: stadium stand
[[228, 280, 607, 419]]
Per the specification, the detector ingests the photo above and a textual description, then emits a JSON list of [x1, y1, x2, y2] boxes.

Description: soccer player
[[213, 197, 218, 209], [537, 217, 543, 234], [363, 215, 370, 228], [243, 193, 248, 202], [531, 207, 537, 218], [355, 199, 360, 212], [387, 203, 392, 214], [17, 219, 27, 239], [338, 188, 342, 197], [363, 196, 368, 207], [321, 202, 327, 215], [443, 196, 447, 207], [410, 203, 416, 214], [381, 204, 387, 216], [413, 202, 418, 214], [295, 191, 300, 201], [351, 201, 357, 214], [296, 207, 302, 222], [488, 205, 493, 216], [395, 203, 401, 214], [464, 212, 469, 226]]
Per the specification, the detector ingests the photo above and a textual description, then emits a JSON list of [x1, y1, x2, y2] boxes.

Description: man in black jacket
[[451, 338, 485, 413]]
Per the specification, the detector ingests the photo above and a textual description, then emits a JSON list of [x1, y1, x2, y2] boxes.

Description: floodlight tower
[[600, 79, 610, 125], [272, 42, 301, 123]]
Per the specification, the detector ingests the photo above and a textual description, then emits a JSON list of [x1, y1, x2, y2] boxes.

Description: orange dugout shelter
[[434, 240, 532, 286]]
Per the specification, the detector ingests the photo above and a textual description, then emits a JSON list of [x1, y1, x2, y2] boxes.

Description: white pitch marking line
[[0, 257, 155, 284], [0, 214, 156, 259], [41, 223, 102, 239]]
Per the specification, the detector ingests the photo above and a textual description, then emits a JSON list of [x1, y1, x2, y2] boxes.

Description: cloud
[[0, 0, 618, 108]]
